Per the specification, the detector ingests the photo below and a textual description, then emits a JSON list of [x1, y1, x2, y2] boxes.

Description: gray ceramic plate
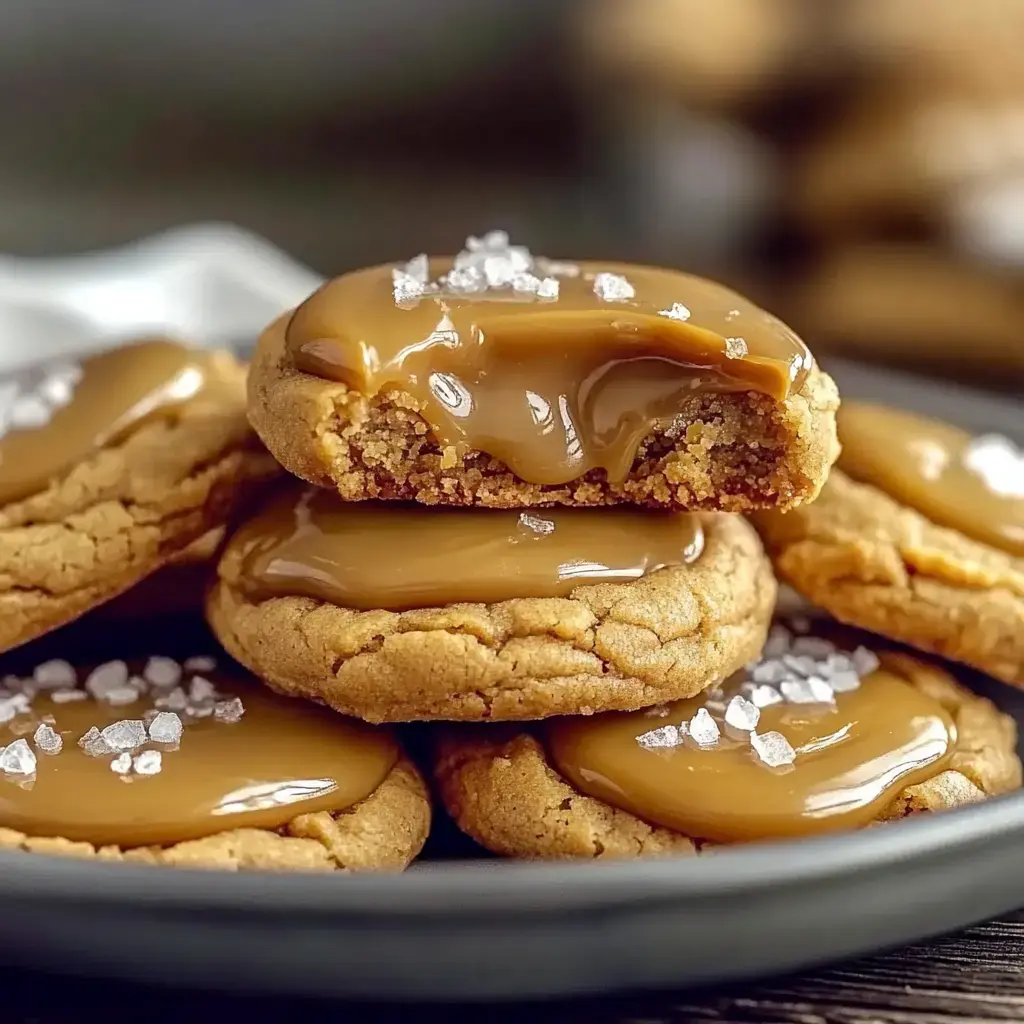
[[0, 230, 1021, 1001]]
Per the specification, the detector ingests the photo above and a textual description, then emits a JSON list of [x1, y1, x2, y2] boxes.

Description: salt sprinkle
[[50, 688, 87, 704], [99, 720, 148, 753], [143, 656, 182, 688], [148, 711, 183, 744], [724, 337, 748, 359], [213, 698, 245, 724], [78, 726, 112, 757], [155, 687, 188, 712], [744, 683, 784, 708], [85, 661, 129, 700], [750, 731, 796, 768], [780, 677, 835, 705], [109, 753, 132, 774], [102, 686, 140, 707], [688, 708, 720, 747], [637, 724, 684, 750], [33, 659, 76, 689], [0, 738, 37, 776], [535, 257, 580, 278], [762, 625, 792, 659], [9, 394, 50, 430], [851, 647, 881, 676], [518, 512, 556, 535], [724, 695, 760, 732], [183, 656, 217, 673], [133, 750, 162, 776], [444, 265, 486, 294], [0, 694, 31, 724], [189, 676, 217, 703], [963, 434, 1024, 499], [592, 272, 635, 302], [751, 659, 789, 684], [790, 637, 838, 659], [536, 277, 560, 300], [33, 723, 62, 755], [658, 302, 691, 322]]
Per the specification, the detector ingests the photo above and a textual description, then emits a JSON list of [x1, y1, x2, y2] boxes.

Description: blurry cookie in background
[[0, 340, 272, 652], [786, 245, 1024, 384]]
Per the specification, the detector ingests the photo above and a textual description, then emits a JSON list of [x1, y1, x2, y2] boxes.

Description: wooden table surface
[[7, 908, 1024, 1023]]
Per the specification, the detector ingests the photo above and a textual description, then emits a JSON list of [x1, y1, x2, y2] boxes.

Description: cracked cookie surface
[[433, 655, 1021, 860], [0, 353, 277, 652], [207, 513, 776, 723], [754, 471, 1024, 685], [0, 757, 431, 873], [248, 315, 840, 512]]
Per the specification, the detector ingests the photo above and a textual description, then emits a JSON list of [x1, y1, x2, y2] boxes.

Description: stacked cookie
[[209, 230, 1020, 861]]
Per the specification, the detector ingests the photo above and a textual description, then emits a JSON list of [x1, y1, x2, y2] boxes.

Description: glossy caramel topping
[[547, 642, 955, 842], [0, 340, 212, 505], [0, 659, 398, 847], [285, 244, 811, 486], [837, 403, 1024, 557], [226, 486, 705, 610]]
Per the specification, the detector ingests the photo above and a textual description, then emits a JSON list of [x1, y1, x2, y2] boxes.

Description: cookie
[[0, 340, 277, 652], [434, 624, 1021, 859], [0, 652, 430, 872], [249, 232, 839, 513], [786, 246, 1024, 382], [207, 488, 776, 722], [755, 403, 1024, 684]]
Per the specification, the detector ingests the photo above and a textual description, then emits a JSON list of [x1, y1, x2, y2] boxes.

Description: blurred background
[[0, 0, 1021, 387]]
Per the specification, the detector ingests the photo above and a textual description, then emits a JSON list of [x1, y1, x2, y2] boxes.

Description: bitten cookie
[[0, 651, 430, 872], [434, 624, 1021, 860], [755, 403, 1024, 684], [207, 488, 777, 722], [248, 232, 838, 513], [0, 340, 277, 652]]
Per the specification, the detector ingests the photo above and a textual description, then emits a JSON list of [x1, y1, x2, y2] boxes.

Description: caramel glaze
[[0, 666, 399, 847], [547, 655, 955, 842], [285, 259, 812, 486], [837, 403, 1024, 557], [0, 340, 221, 506], [226, 485, 705, 610]]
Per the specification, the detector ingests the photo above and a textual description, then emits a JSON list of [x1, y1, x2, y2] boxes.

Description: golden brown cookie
[[435, 640, 1021, 861], [755, 402, 1024, 684], [0, 342, 276, 652], [0, 652, 430, 872], [207, 508, 777, 723], [248, 241, 839, 513]]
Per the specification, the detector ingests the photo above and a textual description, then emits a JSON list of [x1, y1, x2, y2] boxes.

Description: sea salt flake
[[100, 720, 148, 753], [827, 669, 862, 694], [851, 647, 881, 676], [154, 687, 188, 711], [110, 753, 132, 774], [143, 656, 182, 688], [102, 686, 140, 707], [183, 656, 216, 673], [186, 704, 214, 719], [724, 337, 748, 359], [0, 694, 31, 724], [743, 683, 784, 708], [444, 265, 486, 294], [535, 258, 579, 278], [536, 277, 559, 300], [9, 394, 51, 430], [392, 269, 427, 306], [703, 698, 727, 715], [658, 302, 691, 321], [789, 615, 811, 635], [85, 661, 129, 700], [751, 730, 796, 768], [780, 676, 835, 705], [33, 723, 62, 755], [79, 726, 112, 757], [511, 271, 541, 294], [482, 254, 518, 288], [752, 659, 789, 684], [33, 659, 76, 688], [782, 654, 820, 678], [133, 750, 162, 776], [51, 688, 86, 704], [592, 272, 635, 302], [0, 738, 36, 775], [762, 624, 792, 658], [148, 711, 183, 744], [644, 705, 671, 718], [688, 707, 720, 747], [637, 724, 684, 750], [400, 253, 430, 284], [790, 636, 837, 659], [189, 676, 217, 703], [724, 695, 760, 732]]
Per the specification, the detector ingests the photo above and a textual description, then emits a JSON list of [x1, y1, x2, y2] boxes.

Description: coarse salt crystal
[[78, 726, 111, 757], [644, 705, 671, 718], [724, 695, 760, 732], [400, 253, 430, 284], [762, 625, 792, 658], [782, 654, 820, 678], [0, 738, 37, 775], [751, 731, 796, 768], [50, 688, 86, 704], [592, 272, 635, 302], [85, 661, 128, 700], [827, 669, 862, 694], [780, 677, 835, 705], [518, 512, 556, 535], [752, 659, 789, 684], [724, 336, 748, 359], [155, 688, 188, 711], [688, 707, 720, 747], [658, 302, 691, 321], [789, 636, 837, 659], [110, 752, 132, 774], [33, 659, 76, 689], [535, 277, 560, 300], [148, 711, 183, 744], [100, 720, 148, 753], [189, 676, 217, 703], [133, 750, 162, 776], [852, 647, 881, 676], [535, 257, 580, 278], [33, 723, 62, 755], [0, 694, 31, 724], [143, 656, 182, 688], [183, 656, 216, 673], [444, 265, 486, 294], [745, 683, 784, 708], [392, 268, 426, 306], [102, 686, 139, 707], [213, 698, 245, 724], [482, 254, 518, 288], [9, 394, 51, 430], [637, 724, 684, 750]]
